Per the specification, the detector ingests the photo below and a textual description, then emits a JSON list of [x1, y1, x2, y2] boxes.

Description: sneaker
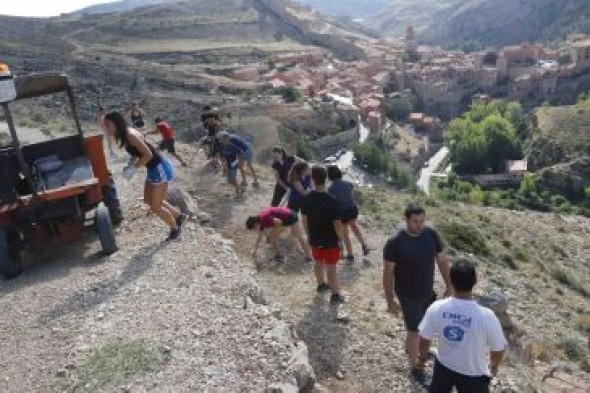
[[273, 254, 285, 262], [330, 293, 345, 305], [410, 367, 430, 387], [167, 227, 182, 241], [345, 255, 355, 263], [252, 181, 260, 188], [316, 283, 331, 293], [362, 244, 370, 256], [176, 213, 187, 228]]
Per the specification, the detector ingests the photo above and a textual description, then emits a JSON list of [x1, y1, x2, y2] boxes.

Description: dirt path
[[188, 161, 435, 392]]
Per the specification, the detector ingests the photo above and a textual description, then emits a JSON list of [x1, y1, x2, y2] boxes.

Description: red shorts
[[312, 247, 341, 265]]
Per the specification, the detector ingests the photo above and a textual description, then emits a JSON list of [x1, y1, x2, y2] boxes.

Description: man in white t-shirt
[[418, 259, 507, 393]]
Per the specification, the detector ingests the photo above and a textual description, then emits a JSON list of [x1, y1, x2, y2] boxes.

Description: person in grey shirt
[[327, 165, 370, 262]]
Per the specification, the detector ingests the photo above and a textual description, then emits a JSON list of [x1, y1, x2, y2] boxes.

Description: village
[[231, 28, 590, 134], [230, 27, 590, 188]]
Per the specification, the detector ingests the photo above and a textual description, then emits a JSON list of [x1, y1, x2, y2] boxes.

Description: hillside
[[367, 0, 590, 47], [75, 0, 171, 15], [293, 0, 388, 20], [530, 101, 590, 195]]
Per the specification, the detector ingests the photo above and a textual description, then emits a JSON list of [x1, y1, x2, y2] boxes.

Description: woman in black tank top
[[103, 112, 185, 241]]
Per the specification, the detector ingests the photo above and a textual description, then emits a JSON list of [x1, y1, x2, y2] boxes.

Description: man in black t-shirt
[[301, 166, 345, 305], [383, 204, 451, 384]]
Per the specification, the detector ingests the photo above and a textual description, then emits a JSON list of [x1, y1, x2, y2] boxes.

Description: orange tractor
[[0, 69, 122, 278]]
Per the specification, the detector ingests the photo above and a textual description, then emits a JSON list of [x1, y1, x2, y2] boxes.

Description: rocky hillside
[[530, 101, 590, 195], [293, 0, 388, 19], [421, 0, 590, 48]]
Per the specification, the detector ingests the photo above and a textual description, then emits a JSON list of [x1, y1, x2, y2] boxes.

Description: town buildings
[[229, 29, 590, 139]]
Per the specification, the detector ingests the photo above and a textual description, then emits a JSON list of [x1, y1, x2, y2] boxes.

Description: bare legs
[[314, 263, 339, 295], [144, 181, 180, 229], [343, 219, 369, 257]]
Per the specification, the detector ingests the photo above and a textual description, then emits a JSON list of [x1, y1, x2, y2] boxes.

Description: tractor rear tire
[[0, 227, 22, 279], [102, 176, 123, 226], [95, 203, 118, 255]]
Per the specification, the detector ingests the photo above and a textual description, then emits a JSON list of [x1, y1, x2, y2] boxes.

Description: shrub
[[296, 136, 313, 161], [557, 337, 588, 362], [280, 86, 302, 103], [551, 268, 590, 298], [574, 314, 590, 334], [437, 220, 490, 256]]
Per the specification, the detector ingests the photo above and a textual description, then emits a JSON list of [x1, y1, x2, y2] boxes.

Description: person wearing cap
[[150, 117, 188, 167], [217, 130, 259, 188], [217, 130, 246, 195]]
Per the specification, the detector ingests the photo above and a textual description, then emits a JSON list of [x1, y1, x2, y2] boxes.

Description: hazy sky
[[1, 1, 115, 17]]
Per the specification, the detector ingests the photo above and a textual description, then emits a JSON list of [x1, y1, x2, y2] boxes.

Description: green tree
[[518, 173, 538, 196], [296, 136, 313, 161], [280, 86, 302, 103], [448, 118, 489, 174], [481, 114, 519, 172]]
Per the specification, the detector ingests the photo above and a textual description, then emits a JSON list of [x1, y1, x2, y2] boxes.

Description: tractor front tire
[[95, 203, 118, 255], [0, 227, 22, 279]]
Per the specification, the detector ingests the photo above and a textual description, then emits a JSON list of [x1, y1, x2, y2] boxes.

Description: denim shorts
[[239, 147, 253, 165], [147, 158, 175, 183]]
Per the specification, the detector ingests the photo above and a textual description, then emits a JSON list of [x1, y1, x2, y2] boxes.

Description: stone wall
[[309, 126, 359, 156]]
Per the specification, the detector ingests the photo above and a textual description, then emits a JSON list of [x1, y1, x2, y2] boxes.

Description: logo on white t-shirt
[[442, 312, 472, 344]]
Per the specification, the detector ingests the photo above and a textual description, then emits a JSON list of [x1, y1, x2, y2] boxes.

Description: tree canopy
[[448, 99, 524, 175]]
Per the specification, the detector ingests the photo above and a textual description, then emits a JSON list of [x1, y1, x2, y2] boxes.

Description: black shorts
[[159, 139, 176, 153], [340, 206, 359, 224], [398, 294, 436, 332], [287, 199, 302, 214], [282, 212, 299, 227], [430, 360, 491, 393]]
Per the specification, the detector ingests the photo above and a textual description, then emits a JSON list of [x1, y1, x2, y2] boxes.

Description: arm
[[127, 131, 153, 168], [252, 231, 264, 257], [333, 219, 344, 241], [418, 337, 432, 367], [383, 260, 401, 315], [436, 251, 452, 296], [301, 214, 309, 237], [293, 180, 309, 197], [490, 350, 505, 377]]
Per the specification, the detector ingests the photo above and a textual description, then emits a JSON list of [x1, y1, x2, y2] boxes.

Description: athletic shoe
[[316, 283, 331, 293], [362, 244, 370, 256], [330, 293, 345, 305], [252, 181, 260, 188], [176, 213, 187, 228], [345, 255, 355, 263], [167, 227, 182, 241]]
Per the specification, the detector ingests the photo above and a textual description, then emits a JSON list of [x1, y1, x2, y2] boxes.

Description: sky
[[0, 0, 116, 17]]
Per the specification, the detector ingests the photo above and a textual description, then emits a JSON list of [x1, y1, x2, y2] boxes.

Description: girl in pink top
[[246, 207, 312, 262]]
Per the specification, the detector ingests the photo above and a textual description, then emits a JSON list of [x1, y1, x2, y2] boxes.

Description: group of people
[[248, 156, 507, 391], [98, 102, 507, 393]]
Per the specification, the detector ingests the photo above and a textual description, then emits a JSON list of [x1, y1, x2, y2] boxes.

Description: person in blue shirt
[[217, 130, 259, 188], [327, 165, 370, 262], [217, 131, 246, 195]]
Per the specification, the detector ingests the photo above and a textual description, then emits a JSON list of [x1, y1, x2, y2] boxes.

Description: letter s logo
[[443, 326, 465, 342]]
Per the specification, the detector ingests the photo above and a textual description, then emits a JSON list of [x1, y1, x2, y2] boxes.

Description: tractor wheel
[[0, 227, 22, 279], [95, 203, 118, 255], [102, 176, 123, 226]]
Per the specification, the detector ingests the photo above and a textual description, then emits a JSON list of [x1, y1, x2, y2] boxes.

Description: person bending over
[[327, 165, 370, 262], [246, 206, 312, 262], [419, 259, 507, 393], [104, 112, 186, 240]]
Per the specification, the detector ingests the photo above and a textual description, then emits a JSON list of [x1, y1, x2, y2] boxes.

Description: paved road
[[417, 146, 449, 195]]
